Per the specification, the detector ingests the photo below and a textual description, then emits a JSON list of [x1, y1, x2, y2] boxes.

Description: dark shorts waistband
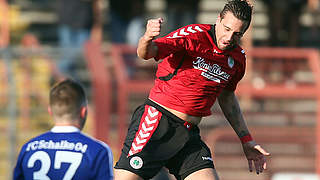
[[146, 99, 195, 130]]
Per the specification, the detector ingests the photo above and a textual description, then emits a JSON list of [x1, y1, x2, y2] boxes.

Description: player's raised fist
[[144, 18, 163, 40]]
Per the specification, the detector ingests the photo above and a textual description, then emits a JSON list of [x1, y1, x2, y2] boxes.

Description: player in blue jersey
[[13, 79, 114, 180]]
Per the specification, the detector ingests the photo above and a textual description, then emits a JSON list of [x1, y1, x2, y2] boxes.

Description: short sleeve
[[93, 145, 114, 180], [153, 28, 187, 61]]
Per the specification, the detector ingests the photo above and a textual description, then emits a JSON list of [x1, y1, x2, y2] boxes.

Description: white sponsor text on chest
[[193, 57, 230, 82]]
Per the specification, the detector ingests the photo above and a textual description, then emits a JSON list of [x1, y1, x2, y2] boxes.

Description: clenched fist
[[143, 18, 164, 41]]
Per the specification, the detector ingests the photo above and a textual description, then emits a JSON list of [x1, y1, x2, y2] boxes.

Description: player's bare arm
[[217, 89, 270, 174], [137, 18, 163, 60], [218, 89, 250, 137]]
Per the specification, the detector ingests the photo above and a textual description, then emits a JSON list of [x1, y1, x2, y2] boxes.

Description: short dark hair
[[220, 0, 253, 30], [49, 79, 87, 117]]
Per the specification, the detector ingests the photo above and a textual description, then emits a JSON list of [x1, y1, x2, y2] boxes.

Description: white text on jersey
[[26, 140, 88, 153], [193, 57, 230, 82]]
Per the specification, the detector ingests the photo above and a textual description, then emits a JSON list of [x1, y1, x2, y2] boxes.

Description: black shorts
[[114, 99, 214, 180]]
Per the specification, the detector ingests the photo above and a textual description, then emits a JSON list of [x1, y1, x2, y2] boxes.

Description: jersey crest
[[228, 56, 235, 68]]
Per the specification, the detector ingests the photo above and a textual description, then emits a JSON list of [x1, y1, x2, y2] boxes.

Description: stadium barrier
[[110, 44, 156, 148], [207, 47, 320, 178], [239, 47, 320, 174], [84, 41, 111, 144], [204, 126, 315, 180]]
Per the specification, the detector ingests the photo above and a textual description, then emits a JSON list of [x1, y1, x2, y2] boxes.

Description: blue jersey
[[13, 126, 114, 180]]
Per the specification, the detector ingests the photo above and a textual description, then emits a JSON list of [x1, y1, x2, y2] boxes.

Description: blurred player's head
[[49, 79, 88, 130], [215, 0, 253, 50]]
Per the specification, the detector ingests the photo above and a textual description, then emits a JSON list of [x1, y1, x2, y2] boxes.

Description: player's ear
[[80, 106, 87, 119], [216, 15, 221, 24], [48, 106, 52, 116]]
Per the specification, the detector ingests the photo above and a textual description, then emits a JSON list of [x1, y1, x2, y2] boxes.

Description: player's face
[[215, 11, 248, 50]]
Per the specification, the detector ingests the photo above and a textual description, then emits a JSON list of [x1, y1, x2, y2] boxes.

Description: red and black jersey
[[149, 24, 246, 117]]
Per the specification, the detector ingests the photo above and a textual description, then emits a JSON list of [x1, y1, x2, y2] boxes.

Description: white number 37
[[27, 151, 83, 180]]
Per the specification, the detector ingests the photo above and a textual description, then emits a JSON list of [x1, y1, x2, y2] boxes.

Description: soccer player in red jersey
[[114, 0, 270, 179]]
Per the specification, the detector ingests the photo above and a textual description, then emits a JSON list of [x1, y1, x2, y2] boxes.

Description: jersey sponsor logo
[[26, 140, 88, 153], [193, 57, 230, 82], [130, 156, 143, 169], [128, 106, 162, 156], [167, 26, 203, 38], [201, 72, 220, 83]]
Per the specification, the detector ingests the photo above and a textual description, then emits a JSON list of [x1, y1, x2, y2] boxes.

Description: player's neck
[[54, 121, 81, 129]]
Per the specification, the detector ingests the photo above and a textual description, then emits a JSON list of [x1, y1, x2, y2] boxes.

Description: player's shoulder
[[25, 131, 52, 143], [166, 24, 212, 39], [181, 24, 212, 32], [79, 132, 112, 152], [231, 45, 246, 62], [19, 131, 52, 150]]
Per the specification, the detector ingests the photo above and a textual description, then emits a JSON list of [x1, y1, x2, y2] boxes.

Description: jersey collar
[[209, 24, 218, 47], [51, 126, 80, 133]]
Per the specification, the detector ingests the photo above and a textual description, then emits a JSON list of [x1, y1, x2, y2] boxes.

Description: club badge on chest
[[228, 56, 235, 68]]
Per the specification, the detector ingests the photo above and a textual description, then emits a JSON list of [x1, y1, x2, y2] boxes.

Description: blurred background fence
[[1, 0, 320, 179]]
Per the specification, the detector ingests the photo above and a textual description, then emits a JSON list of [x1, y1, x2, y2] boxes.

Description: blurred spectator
[[164, 0, 200, 34], [109, 0, 145, 45], [262, 0, 307, 47], [56, 0, 102, 78], [308, 0, 320, 46], [109, 0, 146, 78], [126, 0, 146, 46]]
